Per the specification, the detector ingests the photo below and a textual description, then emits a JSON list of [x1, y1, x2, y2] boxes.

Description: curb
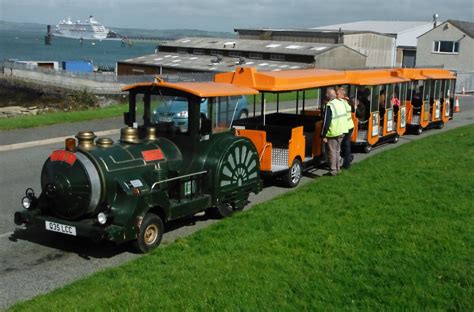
[[0, 129, 120, 152]]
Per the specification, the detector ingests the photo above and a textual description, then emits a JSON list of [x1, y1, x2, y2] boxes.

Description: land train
[[14, 67, 456, 252]]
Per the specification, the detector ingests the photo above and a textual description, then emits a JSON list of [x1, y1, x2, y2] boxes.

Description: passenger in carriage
[[412, 87, 423, 112], [391, 91, 400, 118], [379, 89, 386, 120], [356, 88, 370, 122]]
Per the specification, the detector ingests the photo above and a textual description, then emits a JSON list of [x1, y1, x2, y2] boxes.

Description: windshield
[[151, 95, 190, 133]]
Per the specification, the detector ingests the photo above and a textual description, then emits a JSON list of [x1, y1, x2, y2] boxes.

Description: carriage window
[[434, 80, 441, 99], [211, 96, 247, 132], [427, 80, 435, 101], [423, 81, 431, 102], [150, 95, 190, 133], [400, 83, 407, 104], [370, 86, 380, 112]]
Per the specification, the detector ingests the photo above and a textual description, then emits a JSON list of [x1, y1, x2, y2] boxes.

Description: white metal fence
[[1, 61, 214, 84], [455, 72, 474, 94]]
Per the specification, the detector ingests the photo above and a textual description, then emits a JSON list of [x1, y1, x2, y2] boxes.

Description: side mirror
[[200, 118, 212, 135], [123, 112, 132, 126]]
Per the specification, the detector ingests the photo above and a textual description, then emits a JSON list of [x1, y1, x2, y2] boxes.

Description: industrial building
[[312, 21, 434, 67], [117, 37, 366, 76], [236, 21, 434, 68], [416, 20, 474, 71], [416, 19, 474, 92]]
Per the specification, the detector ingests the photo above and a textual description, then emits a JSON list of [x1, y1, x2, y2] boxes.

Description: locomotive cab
[[15, 80, 261, 253]]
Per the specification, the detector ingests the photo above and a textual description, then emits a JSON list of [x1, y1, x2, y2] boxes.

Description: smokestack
[[433, 13, 439, 28]]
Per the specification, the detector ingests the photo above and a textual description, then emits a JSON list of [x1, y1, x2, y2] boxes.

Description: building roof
[[160, 37, 351, 56], [447, 20, 474, 38], [234, 27, 393, 37], [120, 51, 312, 73], [311, 21, 432, 35]]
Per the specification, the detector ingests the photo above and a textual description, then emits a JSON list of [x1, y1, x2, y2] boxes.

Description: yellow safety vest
[[326, 99, 347, 137], [341, 99, 354, 130]]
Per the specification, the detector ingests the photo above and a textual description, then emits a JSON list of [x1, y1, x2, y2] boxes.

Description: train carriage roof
[[345, 69, 410, 86], [215, 67, 349, 92], [395, 68, 456, 80], [122, 81, 259, 97]]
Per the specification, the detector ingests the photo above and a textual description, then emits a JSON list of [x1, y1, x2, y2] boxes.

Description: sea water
[[0, 28, 156, 68]]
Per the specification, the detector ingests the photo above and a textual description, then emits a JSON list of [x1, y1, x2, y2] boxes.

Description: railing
[[0, 61, 215, 84]]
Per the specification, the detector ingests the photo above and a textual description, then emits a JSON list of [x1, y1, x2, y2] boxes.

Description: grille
[[272, 148, 288, 171], [357, 130, 367, 142], [412, 115, 420, 124]]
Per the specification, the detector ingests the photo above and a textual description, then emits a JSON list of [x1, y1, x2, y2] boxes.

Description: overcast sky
[[1, 0, 473, 31]]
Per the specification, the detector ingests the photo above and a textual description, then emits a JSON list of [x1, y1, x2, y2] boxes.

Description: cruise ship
[[54, 16, 109, 40]]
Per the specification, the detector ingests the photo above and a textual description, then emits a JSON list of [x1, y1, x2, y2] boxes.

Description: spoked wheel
[[133, 213, 164, 253], [285, 158, 302, 188], [207, 202, 234, 219], [363, 144, 372, 154], [392, 135, 400, 144]]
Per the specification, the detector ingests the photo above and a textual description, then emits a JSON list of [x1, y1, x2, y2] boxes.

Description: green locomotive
[[14, 81, 262, 252]]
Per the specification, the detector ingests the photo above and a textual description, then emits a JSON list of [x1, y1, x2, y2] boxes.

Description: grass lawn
[[10, 125, 474, 311], [0, 90, 320, 131], [0, 104, 128, 131]]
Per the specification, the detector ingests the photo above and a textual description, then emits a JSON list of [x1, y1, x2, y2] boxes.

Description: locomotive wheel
[[207, 202, 235, 219], [284, 158, 302, 188], [363, 144, 372, 154], [134, 213, 164, 253]]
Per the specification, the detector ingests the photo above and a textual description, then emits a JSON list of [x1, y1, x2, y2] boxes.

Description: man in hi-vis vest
[[321, 88, 348, 176], [337, 87, 355, 169]]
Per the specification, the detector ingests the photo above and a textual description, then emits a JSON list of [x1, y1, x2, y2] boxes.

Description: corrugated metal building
[[312, 21, 433, 67], [117, 37, 366, 76], [236, 21, 433, 68], [235, 28, 395, 68]]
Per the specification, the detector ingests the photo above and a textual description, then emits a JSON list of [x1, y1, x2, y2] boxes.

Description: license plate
[[159, 116, 173, 122], [45, 221, 77, 236]]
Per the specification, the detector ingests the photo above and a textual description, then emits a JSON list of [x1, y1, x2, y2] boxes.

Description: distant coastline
[[0, 20, 236, 40]]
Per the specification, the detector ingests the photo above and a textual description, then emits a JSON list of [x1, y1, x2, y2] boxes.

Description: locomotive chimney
[[120, 127, 139, 143], [146, 127, 157, 140], [96, 138, 114, 147], [75, 131, 96, 149]]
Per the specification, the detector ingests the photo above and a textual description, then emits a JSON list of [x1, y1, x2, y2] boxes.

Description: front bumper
[[14, 209, 126, 243]]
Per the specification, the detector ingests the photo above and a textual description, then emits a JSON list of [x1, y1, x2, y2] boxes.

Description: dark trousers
[[341, 128, 353, 168]]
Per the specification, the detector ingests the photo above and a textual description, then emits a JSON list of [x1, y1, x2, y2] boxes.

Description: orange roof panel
[[215, 67, 349, 91], [394, 68, 456, 80], [346, 69, 410, 85], [122, 81, 259, 97]]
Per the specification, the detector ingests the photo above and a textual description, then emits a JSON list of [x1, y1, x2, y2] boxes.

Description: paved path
[[0, 95, 472, 310]]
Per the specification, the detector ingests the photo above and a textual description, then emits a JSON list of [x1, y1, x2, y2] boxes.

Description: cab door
[[367, 85, 381, 146], [397, 82, 408, 136], [441, 79, 451, 123], [432, 80, 442, 122], [420, 80, 431, 129], [384, 84, 396, 136]]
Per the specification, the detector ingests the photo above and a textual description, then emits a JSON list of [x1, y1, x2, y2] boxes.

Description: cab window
[[150, 94, 190, 133]]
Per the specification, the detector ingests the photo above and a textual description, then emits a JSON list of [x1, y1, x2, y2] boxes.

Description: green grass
[[247, 89, 319, 106], [10, 125, 474, 311], [0, 104, 128, 130], [0, 90, 319, 131]]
